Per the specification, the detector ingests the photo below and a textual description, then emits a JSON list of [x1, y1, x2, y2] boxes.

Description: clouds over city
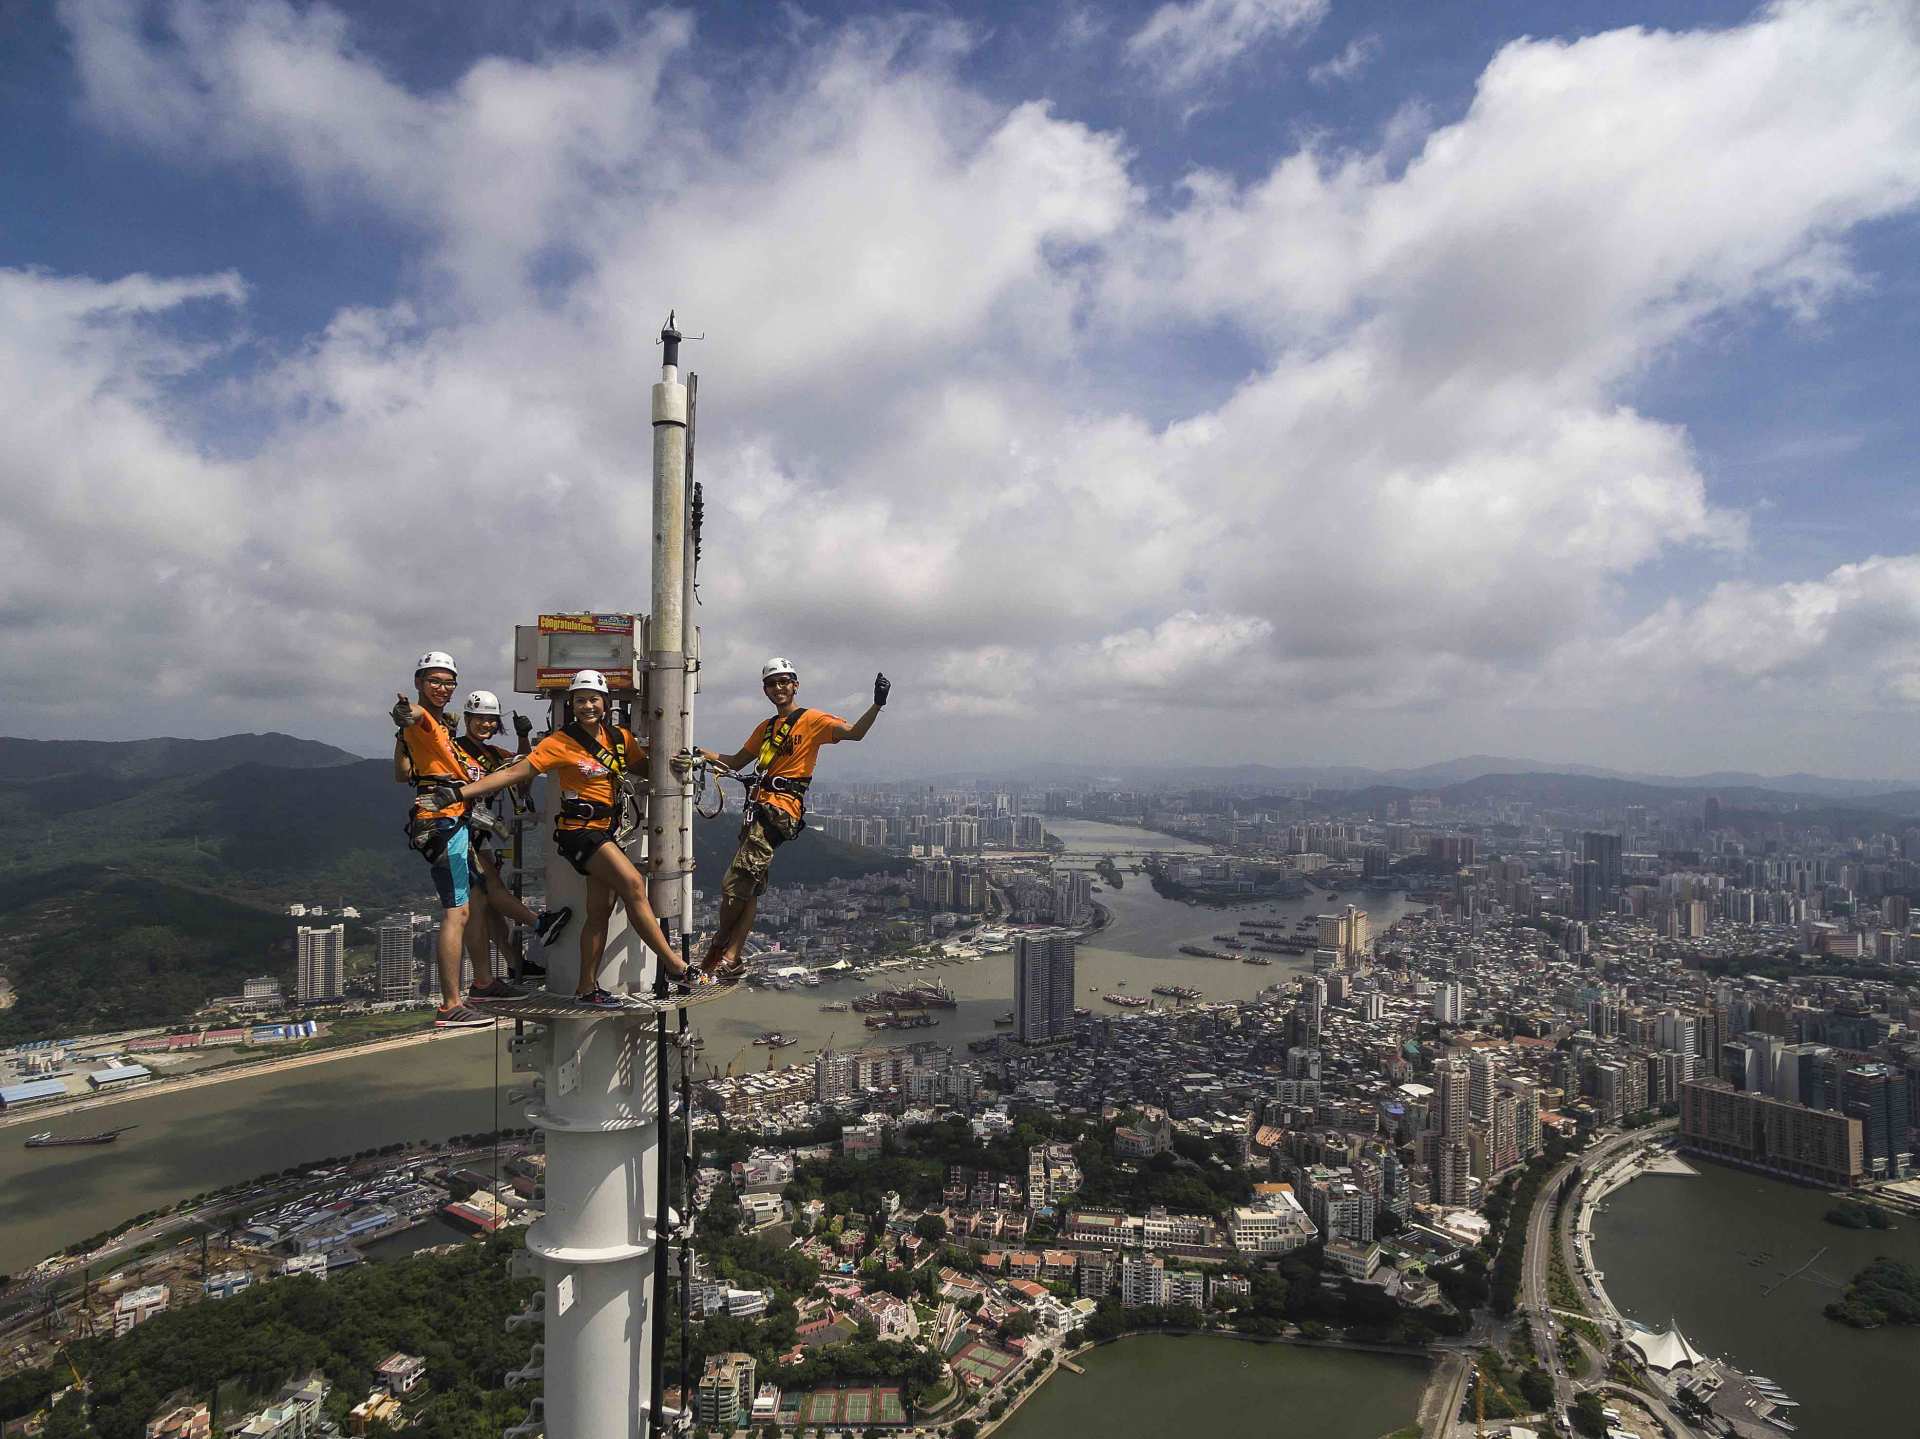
[[4, 0, 1919, 771]]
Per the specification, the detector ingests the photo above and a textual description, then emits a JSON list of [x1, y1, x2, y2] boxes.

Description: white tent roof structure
[[1627, 1321, 1706, 1371]]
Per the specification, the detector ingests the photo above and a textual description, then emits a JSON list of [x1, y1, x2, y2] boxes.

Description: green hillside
[[0, 867, 297, 1043], [0, 735, 903, 1041]]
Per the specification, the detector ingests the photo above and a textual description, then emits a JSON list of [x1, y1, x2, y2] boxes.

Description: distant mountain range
[[0, 732, 898, 1042], [0, 731, 360, 782]]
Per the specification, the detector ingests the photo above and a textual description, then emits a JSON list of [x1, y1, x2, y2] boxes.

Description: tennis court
[[793, 1386, 908, 1427], [950, 1341, 1020, 1388]]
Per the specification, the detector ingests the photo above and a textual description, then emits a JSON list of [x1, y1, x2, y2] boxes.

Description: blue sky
[[2, 0, 1917, 777]]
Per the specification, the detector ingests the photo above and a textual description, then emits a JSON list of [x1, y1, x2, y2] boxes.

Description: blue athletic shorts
[[427, 820, 471, 909]]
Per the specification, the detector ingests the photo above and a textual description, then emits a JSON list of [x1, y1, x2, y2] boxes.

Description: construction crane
[[725, 1046, 750, 1078]]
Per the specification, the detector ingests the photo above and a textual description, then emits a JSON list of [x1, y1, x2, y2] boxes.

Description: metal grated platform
[[467, 984, 740, 1021]]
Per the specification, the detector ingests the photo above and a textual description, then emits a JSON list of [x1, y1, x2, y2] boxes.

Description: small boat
[[993, 1013, 1015, 1026], [25, 1125, 137, 1148]]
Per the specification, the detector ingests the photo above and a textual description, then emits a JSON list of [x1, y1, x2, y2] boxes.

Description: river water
[[997, 1334, 1427, 1439], [0, 1030, 514, 1279], [1589, 1160, 1918, 1439], [0, 820, 1419, 1276], [697, 818, 1420, 1065]]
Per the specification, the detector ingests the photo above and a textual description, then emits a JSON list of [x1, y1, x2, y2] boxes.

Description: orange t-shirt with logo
[[743, 709, 844, 820], [454, 736, 514, 778], [401, 711, 468, 821], [528, 724, 647, 830]]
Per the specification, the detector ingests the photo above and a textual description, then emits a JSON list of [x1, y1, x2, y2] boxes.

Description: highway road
[[1518, 1122, 1677, 1425]]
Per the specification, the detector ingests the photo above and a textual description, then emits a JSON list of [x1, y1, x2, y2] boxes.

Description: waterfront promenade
[[0, 1022, 491, 1132]]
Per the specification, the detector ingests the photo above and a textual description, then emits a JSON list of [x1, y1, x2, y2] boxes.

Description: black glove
[[390, 694, 413, 729], [874, 672, 891, 708], [512, 711, 532, 738]]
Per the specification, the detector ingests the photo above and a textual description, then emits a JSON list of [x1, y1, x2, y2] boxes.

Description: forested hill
[[0, 733, 901, 1042]]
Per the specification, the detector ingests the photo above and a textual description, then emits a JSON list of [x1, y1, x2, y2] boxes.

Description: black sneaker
[[517, 957, 548, 980], [577, 987, 629, 1009], [434, 1004, 494, 1029], [534, 907, 574, 948], [469, 978, 527, 1001]]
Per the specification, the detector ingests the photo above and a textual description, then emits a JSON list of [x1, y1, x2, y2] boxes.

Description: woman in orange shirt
[[437, 670, 696, 1006]]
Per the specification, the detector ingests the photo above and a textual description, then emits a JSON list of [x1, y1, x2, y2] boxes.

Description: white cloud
[[1072, 611, 1275, 696], [12, 0, 1920, 770], [1309, 33, 1380, 87], [1125, 0, 1329, 92], [1587, 555, 1920, 707]]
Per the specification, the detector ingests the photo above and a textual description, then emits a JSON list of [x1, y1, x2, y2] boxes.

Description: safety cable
[[689, 755, 753, 821]]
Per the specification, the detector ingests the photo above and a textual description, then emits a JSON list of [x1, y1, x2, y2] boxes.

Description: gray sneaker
[[434, 1004, 494, 1029], [469, 978, 528, 1000]]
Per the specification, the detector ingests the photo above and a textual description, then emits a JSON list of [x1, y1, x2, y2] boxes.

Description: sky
[[2, 0, 1918, 779]]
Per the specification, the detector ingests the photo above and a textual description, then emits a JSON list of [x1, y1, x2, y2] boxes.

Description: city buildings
[[1014, 930, 1076, 1043], [376, 917, 416, 1002], [1680, 1079, 1864, 1187], [695, 1352, 757, 1429], [1319, 905, 1371, 961], [295, 923, 344, 1004], [1840, 1063, 1911, 1178], [113, 1284, 171, 1336]]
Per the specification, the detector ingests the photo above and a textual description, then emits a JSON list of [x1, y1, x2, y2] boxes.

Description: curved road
[[1519, 1123, 1677, 1425]]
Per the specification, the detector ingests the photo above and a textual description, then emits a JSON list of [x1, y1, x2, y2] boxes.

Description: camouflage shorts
[[721, 812, 781, 904]]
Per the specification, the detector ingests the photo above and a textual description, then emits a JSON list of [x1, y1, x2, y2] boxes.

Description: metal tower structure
[[502, 319, 701, 1439]]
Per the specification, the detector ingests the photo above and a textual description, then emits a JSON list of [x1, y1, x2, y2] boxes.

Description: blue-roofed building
[[0, 1077, 70, 1109]]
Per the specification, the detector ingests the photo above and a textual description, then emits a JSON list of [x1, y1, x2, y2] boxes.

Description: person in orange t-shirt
[[442, 669, 692, 1007], [689, 657, 889, 978], [389, 649, 514, 1028], [454, 690, 572, 978]]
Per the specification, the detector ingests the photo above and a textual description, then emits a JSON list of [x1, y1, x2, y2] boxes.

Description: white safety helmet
[[415, 650, 458, 678], [761, 657, 798, 682], [463, 690, 501, 717], [569, 669, 610, 695]]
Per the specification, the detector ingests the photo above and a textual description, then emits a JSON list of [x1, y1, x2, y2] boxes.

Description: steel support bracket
[[505, 1294, 546, 1332], [502, 1398, 544, 1439], [505, 1343, 545, 1387]]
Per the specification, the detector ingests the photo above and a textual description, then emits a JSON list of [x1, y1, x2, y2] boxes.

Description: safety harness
[[556, 721, 639, 839], [456, 735, 507, 776], [401, 712, 467, 863], [745, 708, 810, 842], [452, 736, 517, 843]]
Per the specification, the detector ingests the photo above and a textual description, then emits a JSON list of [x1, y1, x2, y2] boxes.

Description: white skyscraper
[[296, 923, 345, 1003], [1015, 931, 1077, 1043], [377, 916, 417, 1002]]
